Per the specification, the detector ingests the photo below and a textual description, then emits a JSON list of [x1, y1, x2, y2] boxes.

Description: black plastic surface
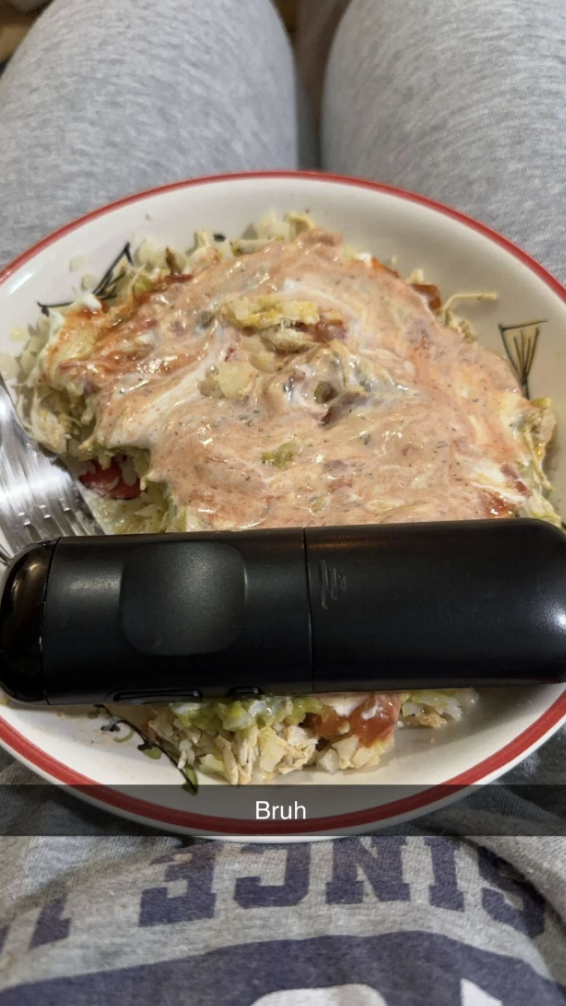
[[307, 519, 566, 689], [121, 541, 246, 655], [229, 686, 264, 699], [2, 519, 566, 705], [40, 529, 311, 703], [0, 541, 54, 702]]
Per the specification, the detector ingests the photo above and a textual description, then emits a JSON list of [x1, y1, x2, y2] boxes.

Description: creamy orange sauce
[[44, 229, 537, 531]]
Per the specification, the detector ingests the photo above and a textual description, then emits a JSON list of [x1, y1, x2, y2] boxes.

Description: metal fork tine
[[64, 489, 104, 536], [63, 510, 91, 537], [73, 515, 93, 536], [22, 521, 43, 543], [38, 501, 77, 539], [34, 508, 68, 541], [0, 373, 104, 554], [53, 492, 91, 536]]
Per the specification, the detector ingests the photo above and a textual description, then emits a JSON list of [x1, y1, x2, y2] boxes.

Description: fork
[[0, 372, 103, 562]]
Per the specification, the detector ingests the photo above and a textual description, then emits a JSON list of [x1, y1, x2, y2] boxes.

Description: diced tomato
[[348, 694, 401, 746], [80, 458, 141, 500], [309, 693, 402, 748]]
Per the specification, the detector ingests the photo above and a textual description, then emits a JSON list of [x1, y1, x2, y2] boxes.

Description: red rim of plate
[[1, 169, 566, 837]]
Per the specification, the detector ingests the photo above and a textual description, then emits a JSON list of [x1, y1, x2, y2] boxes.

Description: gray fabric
[[0, 834, 565, 1000], [0, 0, 566, 998], [0, 0, 310, 269], [323, 0, 566, 286]]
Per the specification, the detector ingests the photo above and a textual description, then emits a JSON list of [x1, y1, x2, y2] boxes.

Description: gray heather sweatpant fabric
[[0, 0, 311, 269], [0, 0, 565, 998], [323, 0, 566, 286]]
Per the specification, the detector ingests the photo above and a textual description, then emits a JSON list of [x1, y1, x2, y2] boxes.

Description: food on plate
[[12, 212, 560, 784], [118, 689, 479, 786]]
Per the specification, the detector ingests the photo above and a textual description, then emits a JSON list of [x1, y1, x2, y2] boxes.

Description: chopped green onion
[[261, 442, 297, 468], [314, 381, 337, 404]]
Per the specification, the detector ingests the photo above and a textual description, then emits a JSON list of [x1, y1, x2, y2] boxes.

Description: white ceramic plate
[[1, 171, 566, 840]]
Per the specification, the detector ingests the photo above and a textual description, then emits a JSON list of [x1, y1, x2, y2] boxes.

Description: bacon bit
[[80, 458, 141, 500], [309, 693, 401, 748], [483, 492, 516, 518], [370, 256, 398, 277], [412, 283, 442, 312], [327, 477, 353, 494], [161, 273, 193, 287], [133, 272, 194, 308], [313, 319, 346, 343], [501, 462, 531, 497]]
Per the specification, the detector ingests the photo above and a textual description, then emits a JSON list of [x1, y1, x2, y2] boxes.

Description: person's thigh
[[0, 0, 299, 268], [322, 0, 566, 283]]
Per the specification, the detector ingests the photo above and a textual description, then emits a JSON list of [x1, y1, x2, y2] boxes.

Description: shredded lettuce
[[171, 695, 323, 734]]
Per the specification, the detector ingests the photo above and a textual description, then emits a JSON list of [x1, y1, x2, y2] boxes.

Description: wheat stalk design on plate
[[37, 243, 134, 315], [498, 319, 547, 399]]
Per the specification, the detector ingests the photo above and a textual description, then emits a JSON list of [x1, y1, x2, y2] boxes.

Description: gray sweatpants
[[0, 1, 566, 992], [2, 0, 566, 281]]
